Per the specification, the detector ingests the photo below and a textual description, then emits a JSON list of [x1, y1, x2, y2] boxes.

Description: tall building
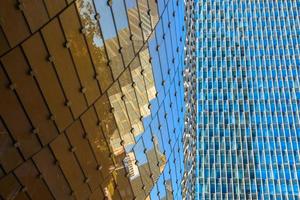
[[182, 0, 198, 200], [0, 0, 186, 199], [197, 0, 300, 199]]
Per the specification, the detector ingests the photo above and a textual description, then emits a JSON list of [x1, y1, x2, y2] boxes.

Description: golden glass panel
[[143, 131, 165, 181], [50, 134, 90, 199], [33, 148, 72, 200], [107, 82, 134, 150], [130, 57, 151, 118], [119, 69, 144, 138], [0, 67, 41, 159], [148, 0, 159, 27], [2, 47, 58, 145], [96, 1, 124, 79], [22, 33, 73, 131], [0, 173, 24, 200], [133, 140, 153, 195], [139, 47, 157, 101], [21, 0, 48, 32], [123, 152, 146, 199], [0, 120, 23, 173], [111, 0, 135, 67], [89, 188, 104, 200], [43, 0, 66, 18], [65, 120, 103, 191], [14, 160, 54, 200], [60, 4, 100, 105], [76, 0, 113, 92], [100, 174, 122, 200], [114, 168, 134, 199], [0, 0, 30, 47], [125, 0, 144, 52], [94, 93, 124, 156], [42, 18, 87, 119], [138, 0, 152, 39], [0, 27, 9, 55], [80, 107, 114, 179]]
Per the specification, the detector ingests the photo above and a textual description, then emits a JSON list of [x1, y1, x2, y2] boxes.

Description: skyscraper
[[182, 0, 198, 199], [197, 0, 300, 199], [0, 0, 186, 199]]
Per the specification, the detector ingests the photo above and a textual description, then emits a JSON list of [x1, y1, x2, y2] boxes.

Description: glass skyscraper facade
[[0, 0, 185, 199], [197, 0, 300, 199]]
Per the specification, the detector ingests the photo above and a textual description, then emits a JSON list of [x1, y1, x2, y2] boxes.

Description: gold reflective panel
[[130, 56, 151, 118], [123, 151, 146, 199], [111, 0, 135, 67], [137, 0, 152, 40], [0, 0, 184, 198], [119, 69, 144, 138], [148, 0, 159, 27], [107, 81, 134, 150], [76, 0, 113, 91], [94, 93, 123, 157], [139, 46, 157, 101], [95, 1, 124, 79], [125, 0, 144, 52]]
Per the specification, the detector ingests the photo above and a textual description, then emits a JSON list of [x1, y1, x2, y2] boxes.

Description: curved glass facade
[[197, 0, 300, 199], [0, 0, 185, 199]]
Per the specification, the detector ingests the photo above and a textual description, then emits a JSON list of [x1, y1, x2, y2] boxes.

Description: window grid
[[198, 0, 300, 199]]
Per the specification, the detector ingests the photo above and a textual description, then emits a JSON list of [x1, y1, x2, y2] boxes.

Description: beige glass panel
[[0, 120, 23, 173], [0, 67, 41, 159], [125, 0, 144, 52], [106, 39, 124, 79], [138, 0, 152, 39], [43, 0, 66, 18], [100, 174, 122, 200], [148, 0, 159, 27], [80, 107, 114, 178], [65, 120, 102, 191], [96, 1, 124, 79], [123, 152, 146, 199], [114, 167, 134, 199], [133, 141, 153, 195], [111, 0, 135, 67], [42, 18, 87, 118], [119, 69, 144, 138], [130, 57, 151, 118], [14, 160, 54, 200], [60, 4, 100, 105], [143, 130, 163, 183], [21, 0, 48, 32], [107, 82, 134, 150], [76, 0, 113, 92], [33, 148, 72, 200], [2, 47, 58, 145], [0, 0, 30, 46], [22, 33, 73, 131], [94, 94, 124, 156], [139, 47, 157, 101]]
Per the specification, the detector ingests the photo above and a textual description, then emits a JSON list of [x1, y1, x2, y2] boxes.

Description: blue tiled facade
[[197, 0, 300, 199]]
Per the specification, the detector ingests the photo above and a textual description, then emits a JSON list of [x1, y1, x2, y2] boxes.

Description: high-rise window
[[197, 0, 300, 199]]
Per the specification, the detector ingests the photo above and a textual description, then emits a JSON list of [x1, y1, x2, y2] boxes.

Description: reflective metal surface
[[0, 0, 185, 199]]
